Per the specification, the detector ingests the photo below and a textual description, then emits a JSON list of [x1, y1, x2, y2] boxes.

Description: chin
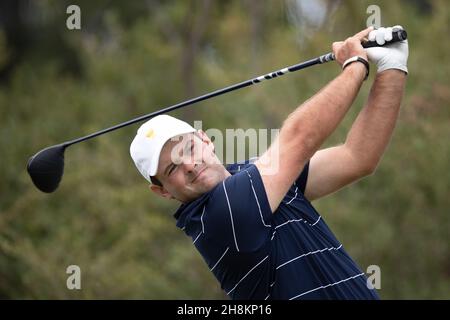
[[196, 176, 218, 193]]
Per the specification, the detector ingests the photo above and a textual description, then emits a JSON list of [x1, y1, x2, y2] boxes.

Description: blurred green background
[[0, 0, 449, 299]]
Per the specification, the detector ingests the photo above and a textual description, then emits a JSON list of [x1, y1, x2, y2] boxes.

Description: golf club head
[[27, 144, 66, 193]]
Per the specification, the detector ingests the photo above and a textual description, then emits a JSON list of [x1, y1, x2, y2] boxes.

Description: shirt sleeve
[[296, 161, 310, 194], [202, 164, 273, 253]]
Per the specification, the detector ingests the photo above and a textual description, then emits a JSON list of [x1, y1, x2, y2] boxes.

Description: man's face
[[152, 131, 229, 203]]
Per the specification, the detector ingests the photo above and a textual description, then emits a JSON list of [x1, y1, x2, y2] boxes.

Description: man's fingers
[[375, 27, 386, 45], [384, 27, 393, 41], [368, 26, 401, 45], [353, 26, 374, 41]]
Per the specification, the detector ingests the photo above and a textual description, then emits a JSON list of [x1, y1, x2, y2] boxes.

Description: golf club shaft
[[64, 29, 407, 147], [64, 58, 322, 146]]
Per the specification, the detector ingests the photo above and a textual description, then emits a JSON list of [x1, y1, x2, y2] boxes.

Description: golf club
[[27, 28, 407, 193]]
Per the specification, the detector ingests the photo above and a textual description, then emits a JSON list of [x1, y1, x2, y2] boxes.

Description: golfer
[[130, 26, 408, 300]]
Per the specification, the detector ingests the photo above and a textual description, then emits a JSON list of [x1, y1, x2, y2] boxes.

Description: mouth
[[191, 166, 207, 184]]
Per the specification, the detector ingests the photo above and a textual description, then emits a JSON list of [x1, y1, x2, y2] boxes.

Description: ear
[[149, 184, 175, 200]]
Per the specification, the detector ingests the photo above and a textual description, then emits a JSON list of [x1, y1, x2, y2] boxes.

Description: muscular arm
[[255, 62, 366, 212], [255, 27, 373, 212], [345, 70, 406, 170], [304, 69, 406, 201]]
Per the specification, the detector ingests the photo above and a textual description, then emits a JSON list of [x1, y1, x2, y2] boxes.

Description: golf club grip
[[318, 28, 408, 63], [362, 28, 407, 48]]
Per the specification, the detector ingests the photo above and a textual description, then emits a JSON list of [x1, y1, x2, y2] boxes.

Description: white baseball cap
[[130, 115, 196, 183]]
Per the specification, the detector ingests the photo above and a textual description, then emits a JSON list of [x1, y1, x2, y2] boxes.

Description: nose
[[183, 159, 196, 173], [182, 155, 201, 174]]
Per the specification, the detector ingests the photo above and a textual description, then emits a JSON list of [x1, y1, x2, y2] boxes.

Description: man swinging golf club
[[130, 26, 408, 300]]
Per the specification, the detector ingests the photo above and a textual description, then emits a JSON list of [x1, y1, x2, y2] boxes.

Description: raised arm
[[304, 70, 406, 201], [255, 27, 373, 212], [303, 27, 408, 201]]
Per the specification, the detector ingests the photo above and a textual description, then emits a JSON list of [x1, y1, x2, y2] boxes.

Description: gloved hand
[[365, 26, 409, 74]]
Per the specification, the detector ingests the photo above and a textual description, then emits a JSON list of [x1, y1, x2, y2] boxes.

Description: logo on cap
[[146, 129, 155, 139]]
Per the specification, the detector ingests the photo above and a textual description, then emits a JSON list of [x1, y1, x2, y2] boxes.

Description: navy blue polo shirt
[[174, 160, 379, 300]]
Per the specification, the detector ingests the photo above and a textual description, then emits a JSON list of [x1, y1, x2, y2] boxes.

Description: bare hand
[[332, 27, 373, 66]]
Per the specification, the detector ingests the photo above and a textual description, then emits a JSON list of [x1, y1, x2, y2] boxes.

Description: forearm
[[281, 63, 366, 161], [345, 70, 406, 170]]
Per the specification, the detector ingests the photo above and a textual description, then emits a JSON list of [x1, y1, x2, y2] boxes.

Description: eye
[[168, 164, 177, 176]]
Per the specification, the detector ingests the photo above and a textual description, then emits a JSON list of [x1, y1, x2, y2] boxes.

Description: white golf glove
[[366, 26, 409, 74]]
